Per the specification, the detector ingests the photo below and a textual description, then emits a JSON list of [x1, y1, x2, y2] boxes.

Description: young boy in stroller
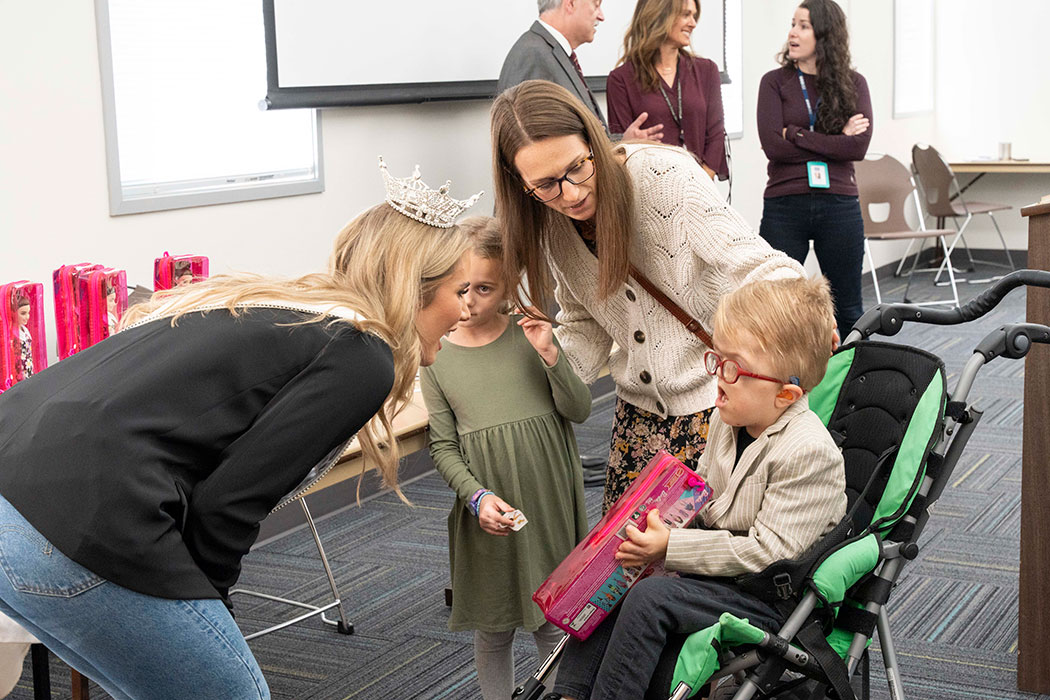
[[550, 276, 846, 699]]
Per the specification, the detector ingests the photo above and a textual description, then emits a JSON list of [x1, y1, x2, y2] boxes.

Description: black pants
[[759, 193, 866, 335], [552, 575, 784, 700]]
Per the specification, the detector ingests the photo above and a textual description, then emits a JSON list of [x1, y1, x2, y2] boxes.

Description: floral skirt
[[602, 398, 714, 513]]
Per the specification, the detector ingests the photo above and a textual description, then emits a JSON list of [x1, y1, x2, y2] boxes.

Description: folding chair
[[854, 154, 958, 306], [910, 143, 1016, 283]]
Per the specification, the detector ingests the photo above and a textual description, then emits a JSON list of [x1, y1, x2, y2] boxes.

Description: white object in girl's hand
[[506, 509, 528, 532]]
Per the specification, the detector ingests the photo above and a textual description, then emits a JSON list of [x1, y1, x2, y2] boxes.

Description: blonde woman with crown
[[0, 161, 478, 699]]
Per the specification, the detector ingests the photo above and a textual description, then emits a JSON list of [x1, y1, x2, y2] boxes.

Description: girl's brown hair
[[490, 80, 635, 319], [620, 0, 699, 93]]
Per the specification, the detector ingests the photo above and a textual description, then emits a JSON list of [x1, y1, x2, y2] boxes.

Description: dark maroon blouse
[[606, 55, 728, 180], [757, 65, 872, 198]]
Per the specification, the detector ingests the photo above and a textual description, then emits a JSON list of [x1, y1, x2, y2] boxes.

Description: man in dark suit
[[498, 0, 662, 142]]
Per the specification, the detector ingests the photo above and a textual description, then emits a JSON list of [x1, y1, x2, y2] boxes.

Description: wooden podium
[[1018, 198, 1050, 693]]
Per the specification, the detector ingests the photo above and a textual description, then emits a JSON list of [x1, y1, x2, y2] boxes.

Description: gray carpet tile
[[11, 261, 1049, 699]]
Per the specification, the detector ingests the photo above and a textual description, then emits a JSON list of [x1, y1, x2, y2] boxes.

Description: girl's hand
[[615, 509, 671, 568], [516, 309, 558, 367], [478, 494, 516, 536], [842, 114, 870, 136]]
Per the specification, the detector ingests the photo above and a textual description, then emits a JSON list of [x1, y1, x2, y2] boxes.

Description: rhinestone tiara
[[378, 156, 483, 229]]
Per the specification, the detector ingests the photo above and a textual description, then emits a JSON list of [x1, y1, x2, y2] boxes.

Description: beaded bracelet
[[468, 488, 494, 517]]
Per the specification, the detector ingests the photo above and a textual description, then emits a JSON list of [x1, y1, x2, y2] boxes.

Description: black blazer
[[0, 307, 394, 601], [497, 20, 608, 129]]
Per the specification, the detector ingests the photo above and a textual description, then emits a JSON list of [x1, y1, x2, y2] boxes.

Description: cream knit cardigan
[[551, 143, 805, 417]]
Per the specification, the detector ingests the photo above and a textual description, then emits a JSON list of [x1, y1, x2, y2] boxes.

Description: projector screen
[[262, 0, 733, 109]]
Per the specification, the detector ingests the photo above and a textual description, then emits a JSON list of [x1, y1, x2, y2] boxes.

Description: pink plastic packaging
[[533, 451, 713, 640], [53, 263, 102, 360], [0, 282, 48, 392], [154, 253, 209, 291], [77, 268, 127, 349]]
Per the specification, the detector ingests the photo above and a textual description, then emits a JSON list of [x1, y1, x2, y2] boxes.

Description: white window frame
[[94, 0, 324, 216]]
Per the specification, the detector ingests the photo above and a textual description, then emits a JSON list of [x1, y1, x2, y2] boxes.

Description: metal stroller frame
[[514, 270, 1050, 700]]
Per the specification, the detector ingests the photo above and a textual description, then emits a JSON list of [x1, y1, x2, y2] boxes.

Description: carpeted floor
[[12, 260, 1049, 699]]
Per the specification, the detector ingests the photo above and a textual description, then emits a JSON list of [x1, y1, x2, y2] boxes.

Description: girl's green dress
[[420, 318, 590, 632]]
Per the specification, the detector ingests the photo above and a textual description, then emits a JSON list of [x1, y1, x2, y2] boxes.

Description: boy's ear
[[776, 383, 805, 406]]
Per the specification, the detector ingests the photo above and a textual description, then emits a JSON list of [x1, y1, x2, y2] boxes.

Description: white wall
[[932, 0, 1050, 249], [2, 0, 1042, 364]]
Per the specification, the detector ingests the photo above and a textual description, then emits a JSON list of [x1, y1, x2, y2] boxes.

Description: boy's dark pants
[[553, 575, 784, 700]]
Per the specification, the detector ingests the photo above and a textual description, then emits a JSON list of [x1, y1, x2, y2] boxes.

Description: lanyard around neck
[[797, 69, 818, 132], [658, 61, 685, 146]]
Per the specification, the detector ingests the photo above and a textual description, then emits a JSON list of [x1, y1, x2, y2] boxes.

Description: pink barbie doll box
[[532, 451, 712, 640], [154, 253, 209, 291], [53, 263, 103, 360], [0, 282, 47, 392], [77, 268, 127, 350]]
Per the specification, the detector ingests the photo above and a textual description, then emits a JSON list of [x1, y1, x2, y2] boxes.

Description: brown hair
[[777, 0, 857, 134], [458, 215, 517, 314], [491, 80, 635, 319], [457, 215, 504, 262], [620, 0, 698, 92], [712, 276, 835, 391]]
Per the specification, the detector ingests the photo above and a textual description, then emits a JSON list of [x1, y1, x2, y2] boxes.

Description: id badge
[[807, 161, 830, 189]]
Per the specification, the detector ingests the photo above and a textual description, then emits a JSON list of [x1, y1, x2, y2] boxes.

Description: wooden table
[[1018, 198, 1050, 693], [949, 160, 1050, 174], [948, 161, 1050, 199]]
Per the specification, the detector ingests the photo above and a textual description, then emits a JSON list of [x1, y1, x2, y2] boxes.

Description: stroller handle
[[848, 269, 1050, 340]]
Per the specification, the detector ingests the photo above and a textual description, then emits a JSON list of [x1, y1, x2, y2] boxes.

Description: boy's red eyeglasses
[[704, 351, 795, 386]]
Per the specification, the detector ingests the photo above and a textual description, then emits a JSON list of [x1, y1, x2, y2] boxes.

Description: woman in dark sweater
[[0, 184, 476, 698], [606, 0, 728, 179], [757, 0, 871, 333]]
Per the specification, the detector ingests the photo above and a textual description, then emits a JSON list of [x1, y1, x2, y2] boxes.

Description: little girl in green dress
[[420, 216, 591, 700]]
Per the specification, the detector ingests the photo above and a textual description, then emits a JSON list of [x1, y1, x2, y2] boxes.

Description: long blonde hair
[[490, 80, 635, 319], [123, 203, 469, 499], [620, 0, 698, 92]]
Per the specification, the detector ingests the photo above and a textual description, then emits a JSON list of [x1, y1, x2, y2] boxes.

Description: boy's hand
[[615, 509, 670, 568], [517, 309, 558, 366], [478, 494, 516, 537]]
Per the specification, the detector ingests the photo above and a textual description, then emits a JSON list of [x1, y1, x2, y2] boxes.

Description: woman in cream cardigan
[[491, 80, 804, 511]]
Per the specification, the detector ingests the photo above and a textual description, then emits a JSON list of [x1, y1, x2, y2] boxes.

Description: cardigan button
[[639, 370, 652, 384], [634, 330, 646, 343], [656, 401, 665, 414], [625, 289, 637, 302]]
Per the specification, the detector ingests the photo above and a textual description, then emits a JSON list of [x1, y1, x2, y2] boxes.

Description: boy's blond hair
[[712, 277, 836, 392]]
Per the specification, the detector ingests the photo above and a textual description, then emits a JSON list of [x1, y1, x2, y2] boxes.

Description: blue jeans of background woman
[[759, 193, 866, 334], [0, 494, 268, 700]]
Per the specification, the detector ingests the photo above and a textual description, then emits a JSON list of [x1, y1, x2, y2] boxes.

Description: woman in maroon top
[[757, 0, 871, 334], [606, 0, 728, 180]]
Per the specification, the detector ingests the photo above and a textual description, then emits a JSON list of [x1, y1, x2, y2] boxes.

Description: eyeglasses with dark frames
[[522, 152, 596, 203], [704, 350, 797, 386]]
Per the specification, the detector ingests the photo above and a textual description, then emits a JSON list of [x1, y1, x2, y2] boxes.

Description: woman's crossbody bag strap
[[627, 264, 713, 348]]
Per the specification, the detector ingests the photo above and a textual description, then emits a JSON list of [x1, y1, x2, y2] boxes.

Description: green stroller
[[513, 269, 1050, 700]]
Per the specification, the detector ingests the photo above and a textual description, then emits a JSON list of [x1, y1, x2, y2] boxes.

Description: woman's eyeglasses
[[522, 153, 595, 203], [704, 351, 794, 386]]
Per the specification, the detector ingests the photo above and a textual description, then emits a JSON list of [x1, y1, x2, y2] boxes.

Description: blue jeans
[[0, 494, 269, 700], [760, 193, 866, 334], [553, 575, 783, 700]]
